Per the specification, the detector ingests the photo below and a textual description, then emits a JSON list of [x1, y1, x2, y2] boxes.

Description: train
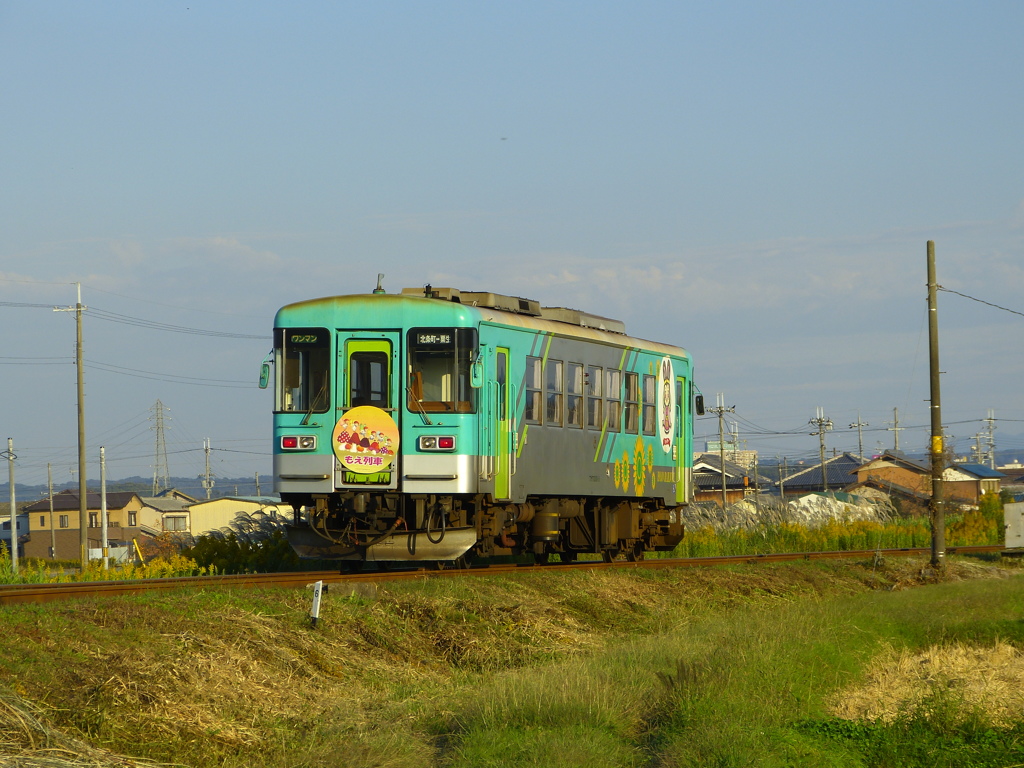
[[261, 282, 703, 565]]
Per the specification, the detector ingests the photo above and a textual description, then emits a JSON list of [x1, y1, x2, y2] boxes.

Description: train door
[[335, 333, 401, 489], [675, 375, 688, 504], [493, 347, 513, 499]]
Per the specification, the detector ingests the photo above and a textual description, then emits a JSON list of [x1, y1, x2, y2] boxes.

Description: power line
[[84, 359, 254, 388], [87, 307, 268, 339], [938, 286, 1024, 319]]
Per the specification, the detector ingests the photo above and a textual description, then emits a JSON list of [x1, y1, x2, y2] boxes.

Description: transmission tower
[[151, 400, 170, 495]]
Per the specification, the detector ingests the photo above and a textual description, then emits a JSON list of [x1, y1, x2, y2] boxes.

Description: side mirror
[[470, 360, 484, 389], [695, 394, 705, 416], [258, 352, 273, 389]]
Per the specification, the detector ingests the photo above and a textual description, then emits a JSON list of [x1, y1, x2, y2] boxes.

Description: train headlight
[[419, 435, 456, 451], [281, 435, 317, 450]]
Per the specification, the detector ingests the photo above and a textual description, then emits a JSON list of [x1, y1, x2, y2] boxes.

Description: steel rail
[[0, 545, 1005, 605]]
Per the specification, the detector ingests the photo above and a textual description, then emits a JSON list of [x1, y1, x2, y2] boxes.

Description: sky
[[2, 1, 1023, 490]]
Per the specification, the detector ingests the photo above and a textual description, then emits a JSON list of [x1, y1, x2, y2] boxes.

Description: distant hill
[[0, 475, 275, 503]]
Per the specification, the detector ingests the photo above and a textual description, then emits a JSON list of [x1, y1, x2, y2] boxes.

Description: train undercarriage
[[284, 491, 685, 566]]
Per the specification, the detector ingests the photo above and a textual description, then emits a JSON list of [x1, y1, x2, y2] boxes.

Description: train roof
[[277, 287, 689, 359]]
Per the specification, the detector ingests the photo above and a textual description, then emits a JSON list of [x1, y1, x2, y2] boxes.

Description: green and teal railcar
[[264, 284, 702, 564]]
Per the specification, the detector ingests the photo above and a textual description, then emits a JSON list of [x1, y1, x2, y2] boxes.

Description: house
[[0, 506, 29, 560], [140, 489, 199, 537], [853, 452, 933, 497], [22, 490, 159, 561], [692, 453, 751, 505], [186, 496, 288, 538], [852, 452, 1003, 508], [944, 463, 1004, 504], [778, 453, 864, 497]]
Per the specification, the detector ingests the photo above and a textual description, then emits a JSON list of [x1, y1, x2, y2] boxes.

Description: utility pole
[[809, 407, 833, 491], [927, 240, 945, 568], [5, 438, 17, 573], [752, 453, 760, 513], [47, 464, 55, 559], [849, 412, 868, 459], [778, 456, 788, 499], [888, 405, 905, 454], [55, 283, 88, 568], [201, 438, 214, 500], [255, 472, 261, 496], [708, 394, 736, 508], [100, 447, 109, 570]]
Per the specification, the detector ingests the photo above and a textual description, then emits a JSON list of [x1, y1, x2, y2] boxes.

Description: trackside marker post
[[309, 580, 325, 627]]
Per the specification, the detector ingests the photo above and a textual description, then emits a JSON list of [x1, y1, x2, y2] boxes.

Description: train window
[[586, 366, 603, 429], [642, 374, 656, 435], [624, 372, 639, 434], [350, 352, 389, 409], [566, 363, 583, 428], [274, 328, 331, 414], [407, 328, 478, 413], [606, 370, 621, 433], [546, 360, 563, 426], [524, 356, 542, 423]]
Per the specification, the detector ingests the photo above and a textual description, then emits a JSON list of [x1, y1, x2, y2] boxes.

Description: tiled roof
[[23, 489, 141, 512], [954, 463, 1004, 479], [782, 453, 864, 489]]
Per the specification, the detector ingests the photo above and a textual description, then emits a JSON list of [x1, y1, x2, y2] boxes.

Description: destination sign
[[415, 332, 453, 346]]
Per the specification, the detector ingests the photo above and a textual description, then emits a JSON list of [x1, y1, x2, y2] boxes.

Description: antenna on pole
[[201, 439, 215, 500]]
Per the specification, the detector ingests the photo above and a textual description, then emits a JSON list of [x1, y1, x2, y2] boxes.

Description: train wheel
[[533, 551, 550, 565], [626, 544, 645, 562], [601, 547, 620, 563], [559, 551, 578, 563]]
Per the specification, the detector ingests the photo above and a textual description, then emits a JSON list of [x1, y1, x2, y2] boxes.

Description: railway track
[[0, 544, 1005, 605]]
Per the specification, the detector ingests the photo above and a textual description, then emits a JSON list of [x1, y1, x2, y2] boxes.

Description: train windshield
[[407, 328, 478, 413], [274, 327, 331, 414]]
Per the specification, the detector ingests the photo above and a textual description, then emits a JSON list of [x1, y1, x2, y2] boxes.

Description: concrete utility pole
[[55, 283, 88, 568], [6, 438, 17, 573], [927, 240, 945, 568], [47, 464, 55, 559], [100, 446, 109, 570], [850, 412, 868, 459], [708, 394, 736, 508], [809, 408, 833, 491], [886, 407, 905, 452]]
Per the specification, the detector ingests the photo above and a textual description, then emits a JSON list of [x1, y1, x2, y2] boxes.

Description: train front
[[266, 291, 481, 563]]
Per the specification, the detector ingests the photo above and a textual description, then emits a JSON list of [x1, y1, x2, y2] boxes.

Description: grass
[[0, 555, 1022, 767]]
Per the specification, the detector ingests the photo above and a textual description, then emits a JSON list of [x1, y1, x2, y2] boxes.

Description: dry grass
[[0, 686, 182, 768], [829, 640, 1024, 726]]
